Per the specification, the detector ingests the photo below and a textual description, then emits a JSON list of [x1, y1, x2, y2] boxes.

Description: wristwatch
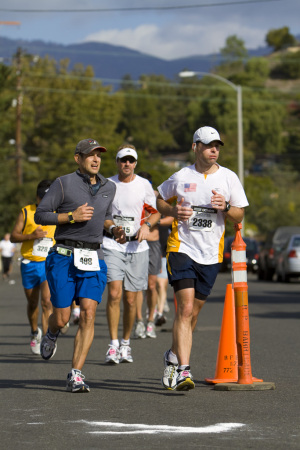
[[68, 212, 75, 223], [223, 201, 231, 212], [144, 221, 152, 229]]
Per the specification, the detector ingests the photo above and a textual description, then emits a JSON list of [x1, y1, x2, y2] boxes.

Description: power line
[[0, 0, 281, 13], [11, 84, 292, 105], [18, 71, 300, 94]]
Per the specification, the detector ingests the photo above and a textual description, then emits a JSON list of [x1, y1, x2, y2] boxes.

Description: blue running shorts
[[45, 251, 107, 308], [21, 259, 47, 289], [167, 252, 220, 297]]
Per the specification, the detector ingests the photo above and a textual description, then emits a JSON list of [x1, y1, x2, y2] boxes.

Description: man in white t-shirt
[[103, 145, 160, 364], [0, 233, 16, 281], [156, 126, 249, 391]]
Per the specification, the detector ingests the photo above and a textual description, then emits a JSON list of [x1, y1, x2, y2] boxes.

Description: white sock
[[111, 339, 119, 348], [167, 349, 178, 365], [178, 365, 190, 372], [121, 338, 130, 346]]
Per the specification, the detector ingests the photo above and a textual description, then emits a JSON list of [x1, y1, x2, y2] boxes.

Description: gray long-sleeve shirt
[[35, 170, 116, 259]]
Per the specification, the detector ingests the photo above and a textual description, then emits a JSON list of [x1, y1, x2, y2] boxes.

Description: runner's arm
[[11, 211, 47, 242]]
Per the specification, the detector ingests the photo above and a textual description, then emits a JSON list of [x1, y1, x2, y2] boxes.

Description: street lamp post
[[179, 71, 244, 187]]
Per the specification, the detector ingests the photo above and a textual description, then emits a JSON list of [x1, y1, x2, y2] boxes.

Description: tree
[[221, 35, 248, 59], [271, 51, 300, 79], [266, 27, 297, 51]]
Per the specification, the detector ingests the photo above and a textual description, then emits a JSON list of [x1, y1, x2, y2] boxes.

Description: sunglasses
[[119, 157, 136, 164]]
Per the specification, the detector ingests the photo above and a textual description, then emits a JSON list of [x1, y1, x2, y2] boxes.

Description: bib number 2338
[[74, 248, 100, 271], [188, 207, 217, 232]]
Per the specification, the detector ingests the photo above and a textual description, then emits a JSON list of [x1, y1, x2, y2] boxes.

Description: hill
[[0, 36, 272, 85]]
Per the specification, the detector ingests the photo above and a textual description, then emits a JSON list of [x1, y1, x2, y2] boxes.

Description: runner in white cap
[[157, 126, 248, 391], [103, 145, 160, 364]]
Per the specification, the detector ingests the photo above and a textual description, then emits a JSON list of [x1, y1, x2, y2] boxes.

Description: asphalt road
[[0, 267, 299, 450]]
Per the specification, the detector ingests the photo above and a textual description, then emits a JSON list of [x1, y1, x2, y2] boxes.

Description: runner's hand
[[136, 224, 150, 242], [113, 226, 126, 244], [72, 203, 94, 222], [175, 197, 193, 222], [211, 190, 226, 210], [31, 226, 48, 239]]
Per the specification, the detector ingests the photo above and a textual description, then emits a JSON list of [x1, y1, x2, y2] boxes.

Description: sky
[[0, 0, 299, 60]]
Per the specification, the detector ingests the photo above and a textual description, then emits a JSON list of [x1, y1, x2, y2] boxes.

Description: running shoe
[[133, 320, 146, 339], [60, 321, 70, 335], [146, 321, 157, 338], [176, 368, 195, 391], [155, 313, 166, 327], [105, 344, 120, 364], [66, 369, 90, 393], [30, 327, 42, 355], [71, 308, 80, 325], [40, 331, 58, 360], [119, 344, 133, 363], [161, 351, 178, 390]]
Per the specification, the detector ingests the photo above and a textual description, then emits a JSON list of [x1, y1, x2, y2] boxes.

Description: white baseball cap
[[193, 126, 224, 146], [116, 147, 138, 161]]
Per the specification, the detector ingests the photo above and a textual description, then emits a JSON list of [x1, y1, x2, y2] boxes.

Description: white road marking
[[76, 420, 245, 435]]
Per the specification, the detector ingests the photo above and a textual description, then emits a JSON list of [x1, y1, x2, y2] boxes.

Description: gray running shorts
[[103, 248, 149, 291], [148, 240, 162, 276]]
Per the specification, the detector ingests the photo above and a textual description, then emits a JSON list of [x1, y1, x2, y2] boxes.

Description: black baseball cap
[[36, 180, 52, 199], [75, 139, 107, 155]]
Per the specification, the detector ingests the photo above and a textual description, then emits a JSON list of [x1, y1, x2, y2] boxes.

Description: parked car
[[275, 234, 300, 282], [221, 236, 259, 273], [257, 226, 300, 281]]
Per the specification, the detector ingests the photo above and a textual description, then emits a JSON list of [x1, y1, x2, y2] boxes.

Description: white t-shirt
[[102, 174, 158, 253], [0, 240, 16, 258], [157, 164, 249, 264]]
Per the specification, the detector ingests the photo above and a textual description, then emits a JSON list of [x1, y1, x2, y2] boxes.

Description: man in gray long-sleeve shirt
[[35, 138, 125, 393]]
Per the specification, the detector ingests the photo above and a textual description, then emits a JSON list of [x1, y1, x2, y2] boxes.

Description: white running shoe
[[60, 321, 70, 335], [176, 368, 195, 391], [30, 327, 42, 355], [71, 308, 80, 325], [105, 344, 120, 364], [66, 369, 90, 393], [146, 321, 156, 338], [133, 320, 146, 339], [40, 331, 58, 360], [119, 345, 133, 363], [161, 350, 178, 390]]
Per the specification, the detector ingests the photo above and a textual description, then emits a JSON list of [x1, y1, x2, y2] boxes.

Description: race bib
[[113, 215, 135, 236], [73, 248, 100, 271], [188, 206, 217, 232], [32, 238, 53, 257]]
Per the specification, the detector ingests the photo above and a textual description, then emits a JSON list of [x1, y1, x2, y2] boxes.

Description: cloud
[[84, 22, 266, 60]]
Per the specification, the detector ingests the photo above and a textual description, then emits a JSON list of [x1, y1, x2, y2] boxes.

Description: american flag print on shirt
[[184, 183, 197, 192]]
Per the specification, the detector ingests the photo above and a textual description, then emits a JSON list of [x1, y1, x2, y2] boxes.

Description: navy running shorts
[[45, 251, 107, 308], [167, 252, 220, 297]]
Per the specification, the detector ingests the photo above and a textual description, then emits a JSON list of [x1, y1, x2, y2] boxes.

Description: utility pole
[[15, 47, 23, 185], [0, 21, 23, 184]]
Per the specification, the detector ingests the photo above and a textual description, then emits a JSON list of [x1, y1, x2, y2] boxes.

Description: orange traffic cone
[[205, 284, 238, 384]]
